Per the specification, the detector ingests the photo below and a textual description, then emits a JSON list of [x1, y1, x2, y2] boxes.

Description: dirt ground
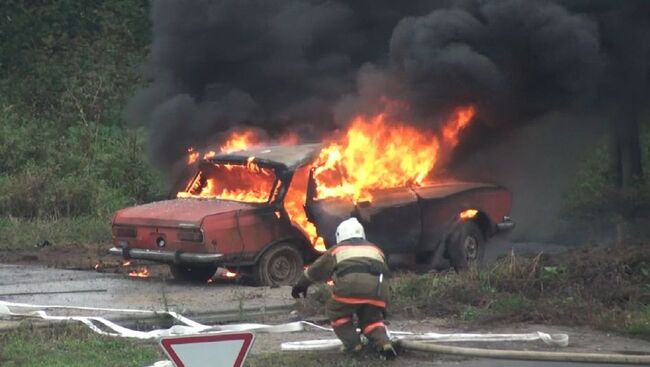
[[0, 243, 177, 278]]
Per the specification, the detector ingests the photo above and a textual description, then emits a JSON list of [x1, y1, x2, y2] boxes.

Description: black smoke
[[130, 1, 649, 238]]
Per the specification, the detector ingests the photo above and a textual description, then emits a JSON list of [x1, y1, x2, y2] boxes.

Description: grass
[[0, 324, 161, 367], [386, 246, 650, 339], [246, 352, 394, 367], [0, 216, 111, 250], [0, 324, 394, 367]]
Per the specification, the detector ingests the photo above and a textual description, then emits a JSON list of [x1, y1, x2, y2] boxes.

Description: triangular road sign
[[160, 332, 255, 367]]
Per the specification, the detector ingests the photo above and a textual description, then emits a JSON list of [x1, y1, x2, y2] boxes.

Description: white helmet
[[335, 217, 366, 243]]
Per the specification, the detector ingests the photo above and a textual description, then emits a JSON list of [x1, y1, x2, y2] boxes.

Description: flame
[[459, 208, 479, 220], [128, 267, 150, 278], [220, 130, 261, 153], [187, 147, 199, 165], [121, 260, 132, 267], [311, 106, 476, 203], [312, 114, 440, 202], [284, 166, 326, 251], [176, 106, 475, 253], [225, 271, 237, 278], [177, 158, 276, 202], [442, 106, 476, 147]]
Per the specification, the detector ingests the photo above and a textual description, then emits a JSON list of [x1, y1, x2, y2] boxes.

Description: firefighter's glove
[[291, 283, 309, 299]]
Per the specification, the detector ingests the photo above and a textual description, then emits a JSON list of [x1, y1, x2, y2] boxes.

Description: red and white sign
[[160, 332, 255, 367]]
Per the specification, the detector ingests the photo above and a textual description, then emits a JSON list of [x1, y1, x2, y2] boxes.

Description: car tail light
[[177, 229, 203, 242], [113, 226, 137, 238]]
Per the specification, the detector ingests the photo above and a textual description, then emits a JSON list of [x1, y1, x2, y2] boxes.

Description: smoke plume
[[129, 0, 649, 239]]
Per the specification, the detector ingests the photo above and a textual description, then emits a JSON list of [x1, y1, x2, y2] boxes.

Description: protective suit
[[292, 218, 396, 359]]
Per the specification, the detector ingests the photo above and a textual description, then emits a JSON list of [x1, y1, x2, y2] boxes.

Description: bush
[[562, 128, 650, 242], [0, 1, 164, 229], [385, 247, 650, 338]]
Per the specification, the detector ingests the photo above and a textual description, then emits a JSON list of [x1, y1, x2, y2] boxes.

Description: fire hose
[[282, 335, 650, 365], [2, 300, 650, 365], [397, 340, 650, 365]]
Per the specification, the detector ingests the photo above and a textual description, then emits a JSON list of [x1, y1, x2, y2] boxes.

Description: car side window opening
[[179, 161, 277, 204]]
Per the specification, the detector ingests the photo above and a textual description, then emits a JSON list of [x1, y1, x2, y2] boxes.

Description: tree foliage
[[0, 0, 164, 220]]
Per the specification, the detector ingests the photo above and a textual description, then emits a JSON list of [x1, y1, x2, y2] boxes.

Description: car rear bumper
[[496, 216, 515, 231], [109, 247, 223, 264]]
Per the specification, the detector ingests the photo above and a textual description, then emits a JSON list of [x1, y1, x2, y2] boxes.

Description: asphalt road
[[0, 263, 294, 316]]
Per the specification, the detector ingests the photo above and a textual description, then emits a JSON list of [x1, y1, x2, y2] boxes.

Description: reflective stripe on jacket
[[299, 238, 390, 306]]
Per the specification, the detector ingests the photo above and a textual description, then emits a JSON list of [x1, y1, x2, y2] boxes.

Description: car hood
[[113, 199, 256, 227]]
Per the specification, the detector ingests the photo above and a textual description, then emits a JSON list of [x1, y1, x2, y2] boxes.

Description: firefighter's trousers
[[326, 298, 390, 351]]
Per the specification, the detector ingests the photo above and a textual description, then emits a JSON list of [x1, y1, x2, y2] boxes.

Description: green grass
[[0, 324, 160, 367], [246, 352, 395, 367], [625, 305, 650, 339], [0, 325, 396, 367], [384, 247, 650, 339], [0, 216, 111, 250]]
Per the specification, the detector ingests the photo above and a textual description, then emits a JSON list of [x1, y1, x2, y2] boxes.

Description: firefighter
[[291, 217, 397, 359]]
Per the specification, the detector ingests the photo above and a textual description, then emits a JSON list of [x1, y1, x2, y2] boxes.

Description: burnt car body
[[110, 143, 514, 285]]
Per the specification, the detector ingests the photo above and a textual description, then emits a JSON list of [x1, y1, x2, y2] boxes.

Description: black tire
[[253, 243, 304, 286], [447, 221, 485, 272], [169, 264, 217, 282]]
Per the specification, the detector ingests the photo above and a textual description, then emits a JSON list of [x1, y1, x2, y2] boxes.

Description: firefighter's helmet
[[335, 217, 366, 243]]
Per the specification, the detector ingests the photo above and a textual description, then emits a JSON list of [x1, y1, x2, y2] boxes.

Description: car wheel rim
[[269, 251, 294, 282], [464, 236, 478, 261]]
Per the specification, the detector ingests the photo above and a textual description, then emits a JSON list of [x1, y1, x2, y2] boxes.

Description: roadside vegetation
[[0, 324, 160, 367], [562, 116, 650, 243], [387, 245, 650, 340], [0, 1, 165, 250], [0, 324, 395, 367]]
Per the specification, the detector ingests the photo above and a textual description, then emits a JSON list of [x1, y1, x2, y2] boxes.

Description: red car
[[110, 144, 514, 285]]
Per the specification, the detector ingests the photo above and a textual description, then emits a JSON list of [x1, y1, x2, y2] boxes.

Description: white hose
[[398, 340, 650, 365], [4, 300, 648, 366]]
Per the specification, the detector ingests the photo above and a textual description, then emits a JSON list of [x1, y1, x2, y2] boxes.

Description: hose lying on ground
[[397, 339, 650, 365]]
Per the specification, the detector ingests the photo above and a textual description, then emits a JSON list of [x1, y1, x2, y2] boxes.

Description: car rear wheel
[[169, 264, 217, 282], [448, 221, 485, 272], [253, 243, 304, 286]]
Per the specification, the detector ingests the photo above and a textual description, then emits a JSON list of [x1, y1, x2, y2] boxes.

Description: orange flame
[[284, 166, 326, 251], [459, 208, 479, 220], [128, 267, 150, 278], [177, 158, 275, 203], [312, 114, 440, 202], [442, 106, 476, 147], [177, 106, 475, 253], [187, 147, 199, 165], [312, 106, 476, 203], [219, 130, 261, 153]]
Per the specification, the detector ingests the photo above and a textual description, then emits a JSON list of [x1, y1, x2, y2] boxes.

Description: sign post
[[160, 332, 255, 367]]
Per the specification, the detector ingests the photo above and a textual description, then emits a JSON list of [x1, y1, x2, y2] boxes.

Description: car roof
[[206, 143, 322, 170]]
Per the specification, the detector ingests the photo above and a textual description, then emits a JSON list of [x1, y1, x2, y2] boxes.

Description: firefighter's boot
[[332, 317, 362, 352], [378, 342, 397, 360]]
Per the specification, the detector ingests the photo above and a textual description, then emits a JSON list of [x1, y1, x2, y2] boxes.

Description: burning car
[[110, 139, 514, 285]]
